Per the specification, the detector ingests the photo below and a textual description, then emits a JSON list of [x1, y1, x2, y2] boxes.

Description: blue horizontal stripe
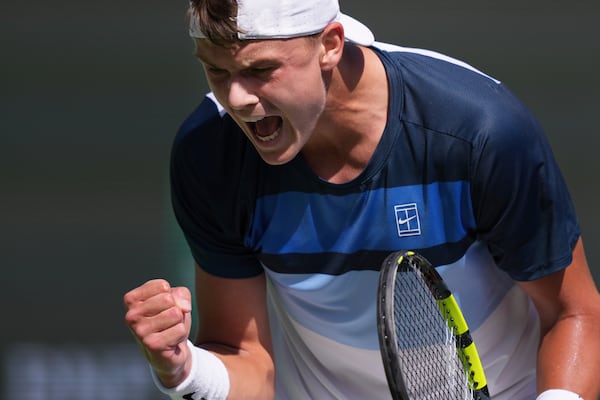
[[249, 181, 476, 256]]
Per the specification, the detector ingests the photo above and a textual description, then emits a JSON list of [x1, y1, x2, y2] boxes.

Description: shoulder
[[171, 94, 256, 182], [173, 94, 243, 159], [373, 41, 499, 84], [377, 42, 546, 158], [170, 95, 265, 278], [169, 94, 264, 222]]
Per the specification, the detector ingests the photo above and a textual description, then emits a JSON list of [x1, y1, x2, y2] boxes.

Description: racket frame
[[377, 250, 490, 400]]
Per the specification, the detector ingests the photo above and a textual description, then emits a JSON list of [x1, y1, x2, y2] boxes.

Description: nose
[[227, 77, 259, 111]]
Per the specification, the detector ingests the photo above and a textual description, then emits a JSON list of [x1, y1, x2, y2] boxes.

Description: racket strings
[[394, 270, 472, 400]]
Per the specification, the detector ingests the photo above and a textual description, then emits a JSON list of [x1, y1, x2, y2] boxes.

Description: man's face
[[194, 36, 328, 165]]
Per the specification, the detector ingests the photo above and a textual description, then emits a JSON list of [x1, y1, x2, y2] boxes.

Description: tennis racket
[[377, 250, 490, 400]]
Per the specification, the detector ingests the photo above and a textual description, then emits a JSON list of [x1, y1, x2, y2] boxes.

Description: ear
[[319, 22, 345, 71]]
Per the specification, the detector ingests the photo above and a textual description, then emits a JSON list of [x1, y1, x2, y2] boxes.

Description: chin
[[257, 148, 299, 166], [259, 154, 293, 166]]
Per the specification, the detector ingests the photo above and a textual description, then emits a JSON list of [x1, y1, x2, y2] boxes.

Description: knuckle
[[142, 334, 161, 351], [123, 291, 137, 307], [150, 279, 171, 292], [123, 280, 172, 308], [124, 309, 137, 325], [158, 293, 177, 309], [124, 307, 145, 326], [166, 306, 183, 320]]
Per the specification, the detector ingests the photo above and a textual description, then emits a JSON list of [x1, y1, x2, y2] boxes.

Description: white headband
[[189, 0, 374, 46]]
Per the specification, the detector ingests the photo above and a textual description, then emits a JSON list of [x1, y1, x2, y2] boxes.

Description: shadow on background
[[1, 0, 598, 398]]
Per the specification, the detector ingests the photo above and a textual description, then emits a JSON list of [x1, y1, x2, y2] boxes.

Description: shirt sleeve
[[170, 98, 264, 278], [470, 86, 581, 281]]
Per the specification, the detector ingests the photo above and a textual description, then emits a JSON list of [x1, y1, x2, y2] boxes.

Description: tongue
[[255, 116, 281, 137]]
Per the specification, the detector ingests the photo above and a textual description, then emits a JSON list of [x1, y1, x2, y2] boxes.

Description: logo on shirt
[[394, 203, 421, 237]]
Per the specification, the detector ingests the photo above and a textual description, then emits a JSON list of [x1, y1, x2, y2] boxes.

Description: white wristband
[[151, 340, 230, 400], [536, 389, 582, 400]]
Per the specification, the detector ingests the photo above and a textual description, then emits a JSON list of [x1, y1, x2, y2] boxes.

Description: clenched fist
[[124, 279, 193, 387]]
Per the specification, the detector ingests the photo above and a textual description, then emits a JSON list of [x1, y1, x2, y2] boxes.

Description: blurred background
[[1, 0, 598, 398]]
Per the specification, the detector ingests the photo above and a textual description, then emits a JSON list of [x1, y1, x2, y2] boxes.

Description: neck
[[302, 44, 389, 184]]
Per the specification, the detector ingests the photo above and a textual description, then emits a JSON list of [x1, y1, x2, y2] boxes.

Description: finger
[[126, 291, 187, 335], [171, 286, 193, 313], [135, 305, 189, 338], [141, 316, 191, 352], [125, 292, 176, 332], [135, 291, 181, 317], [124, 279, 171, 307]]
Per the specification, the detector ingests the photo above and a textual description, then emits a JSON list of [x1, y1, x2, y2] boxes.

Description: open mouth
[[247, 116, 283, 142]]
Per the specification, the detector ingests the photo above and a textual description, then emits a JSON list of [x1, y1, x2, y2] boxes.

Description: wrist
[[536, 389, 583, 400], [151, 340, 230, 400], [153, 346, 193, 389]]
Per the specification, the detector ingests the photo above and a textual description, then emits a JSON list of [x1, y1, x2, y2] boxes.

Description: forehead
[[193, 37, 316, 66]]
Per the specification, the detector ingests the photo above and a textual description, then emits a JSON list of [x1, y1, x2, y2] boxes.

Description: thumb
[[171, 286, 193, 313]]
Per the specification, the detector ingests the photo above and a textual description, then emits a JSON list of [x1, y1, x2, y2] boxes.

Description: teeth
[[241, 116, 264, 123], [256, 128, 280, 142]]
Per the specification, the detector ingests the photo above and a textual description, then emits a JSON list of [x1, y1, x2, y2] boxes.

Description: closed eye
[[250, 66, 274, 73], [246, 65, 278, 79], [206, 66, 228, 76]]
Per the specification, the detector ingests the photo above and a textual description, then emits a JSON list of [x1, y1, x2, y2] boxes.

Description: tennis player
[[124, 0, 600, 399]]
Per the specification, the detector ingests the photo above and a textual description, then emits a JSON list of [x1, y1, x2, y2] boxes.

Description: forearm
[[153, 340, 274, 400], [204, 343, 275, 400], [191, 270, 274, 399], [536, 311, 600, 399]]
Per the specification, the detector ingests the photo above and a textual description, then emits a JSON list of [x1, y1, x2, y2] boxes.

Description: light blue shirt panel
[[265, 241, 514, 349], [437, 241, 514, 331], [265, 268, 381, 350]]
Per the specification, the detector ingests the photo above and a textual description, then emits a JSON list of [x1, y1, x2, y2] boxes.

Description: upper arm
[[517, 238, 600, 333], [193, 265, 274, 399], [517, 238, 600, 397]]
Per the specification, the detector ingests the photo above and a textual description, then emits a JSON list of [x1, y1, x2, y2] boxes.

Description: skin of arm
[[193, 267, 275, 399], [517, 238, 600, 399], [124, 241, 598, 399], [123, 268, 274, 400]]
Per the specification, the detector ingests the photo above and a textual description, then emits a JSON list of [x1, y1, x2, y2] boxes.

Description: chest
[[247, 180, 476, 258]]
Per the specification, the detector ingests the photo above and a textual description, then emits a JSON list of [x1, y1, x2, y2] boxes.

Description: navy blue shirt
[[171, 45, 579, 281], [169, 43, 580, 398]]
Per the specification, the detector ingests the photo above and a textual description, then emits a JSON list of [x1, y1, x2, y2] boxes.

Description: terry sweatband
[[536, 389, 583, 400], [151, 340, 230, 400]]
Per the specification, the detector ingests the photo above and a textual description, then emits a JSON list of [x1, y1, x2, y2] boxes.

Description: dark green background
[[1, 0, 598, 398]]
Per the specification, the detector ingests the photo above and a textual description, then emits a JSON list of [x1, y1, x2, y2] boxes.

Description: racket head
[[377, 251, 410, 400], [376, 251, 490, 400]]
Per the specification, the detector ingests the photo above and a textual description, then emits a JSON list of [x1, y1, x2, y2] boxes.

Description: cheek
[[296, 86, 326, 122], [208, 80, 231, 102], [285, 74, 326, 113]]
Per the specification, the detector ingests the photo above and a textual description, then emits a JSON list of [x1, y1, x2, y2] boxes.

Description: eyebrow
[[195, 51, 280, 71]]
